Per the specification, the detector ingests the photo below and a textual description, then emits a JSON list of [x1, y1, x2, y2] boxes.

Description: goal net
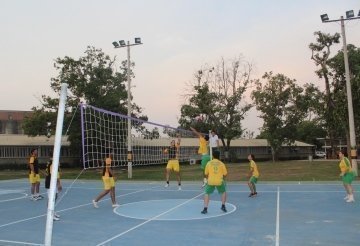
[[80, 104, 198, 169]]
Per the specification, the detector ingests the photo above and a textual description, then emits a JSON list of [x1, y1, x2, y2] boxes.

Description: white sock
[[203, 178, 207, 184]]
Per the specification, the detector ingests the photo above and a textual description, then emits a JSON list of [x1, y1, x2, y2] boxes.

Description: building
[[0, 111, 314, 168], [0, 110, 32, 134]]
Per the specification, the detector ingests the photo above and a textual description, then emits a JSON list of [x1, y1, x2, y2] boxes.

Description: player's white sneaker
[[178, 186, 182, 191], [165, 183, 169, 188], [346, 195, 355, 203], [92, 200, 99, 208], [53, 216, 60, 221], [344, 195, 349, 200], [54, 213, 60, 218], [112, 204, 119, 208]]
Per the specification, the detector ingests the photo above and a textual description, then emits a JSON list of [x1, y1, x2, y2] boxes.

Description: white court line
[[0, 239, 44, 246], [276, 186, 280, 246], [0, 193, 28, 203], [0, 189, 147, 229], [96, 192, 205, 246]]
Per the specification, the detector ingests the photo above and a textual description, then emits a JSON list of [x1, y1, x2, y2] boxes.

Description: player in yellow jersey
[[190, 127, 210, 187], [28, 149, 44, 201], [247, 154, 259, 197], [164, 135, 182, 190], [93, 153, 119, 208], [201, 150, 227, 214], [338, 150, 355, 202]]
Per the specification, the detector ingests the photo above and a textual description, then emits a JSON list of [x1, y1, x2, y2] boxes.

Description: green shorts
[[200, 155, 211, 170], [249, 176, 258, 184], [342, 172, 354, 185], [204, 181, 226, 194]]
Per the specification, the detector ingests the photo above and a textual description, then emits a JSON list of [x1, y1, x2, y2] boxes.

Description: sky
[[1, 0, 360, 135]]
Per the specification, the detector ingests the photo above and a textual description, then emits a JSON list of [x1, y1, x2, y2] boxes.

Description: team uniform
[[198, 136, 208, 155], [198, 136, 210, 170], [166, 145, 180, 172], [29, 154, 40, 184], [165, 139, 182, 190], [45, 161, 61, 190], [102, 157, 115, 190], [201, 156, 228, 214], [92, 156, 119, 208], [249, 160, 259, 183], [204, 159, 228, 194], [339, 157, 354, 185]]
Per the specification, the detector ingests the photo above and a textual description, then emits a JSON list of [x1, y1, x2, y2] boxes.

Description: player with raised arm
[[164, 134, 182, 190], [190, 127, 210, 187]]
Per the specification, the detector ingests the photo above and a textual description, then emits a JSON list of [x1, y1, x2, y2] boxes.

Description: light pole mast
[[126, 41, 132, 178], [321, 10, 359, 175], [113, 38, 142, 178], [340, 16, 357, 175]]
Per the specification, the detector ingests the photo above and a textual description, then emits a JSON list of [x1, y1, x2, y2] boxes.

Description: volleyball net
[[80, 104, 200, 169]]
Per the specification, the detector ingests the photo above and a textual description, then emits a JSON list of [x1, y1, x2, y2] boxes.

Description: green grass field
[[0, 159, 355, 182]]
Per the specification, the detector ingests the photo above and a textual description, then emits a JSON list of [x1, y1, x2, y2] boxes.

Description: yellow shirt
[[205, 159, 227, 186], [339, 157, 351, 173], [198, 137, 208, 155], [250, 160, 259, 178]]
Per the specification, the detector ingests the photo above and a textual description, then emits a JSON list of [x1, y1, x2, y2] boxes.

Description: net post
[[44, 83, 68, 246], [127, 151, 132, 179]]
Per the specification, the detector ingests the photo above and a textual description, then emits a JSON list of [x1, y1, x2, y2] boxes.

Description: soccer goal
[[80, 104, 197, 171]]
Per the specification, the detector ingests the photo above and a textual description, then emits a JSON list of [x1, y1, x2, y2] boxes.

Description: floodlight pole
[[321, 13, 359, 175], [340, 16, 358, 176], [113, 39, 142, 178]]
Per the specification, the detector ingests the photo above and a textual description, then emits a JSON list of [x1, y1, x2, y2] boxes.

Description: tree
[[23, 46, 147, 156], [251, 72, 309, 161], [179, 56, 253, 159], [309, 31, 341, 157], [327, 44, 360, 147], [296, 120, 327, 149]]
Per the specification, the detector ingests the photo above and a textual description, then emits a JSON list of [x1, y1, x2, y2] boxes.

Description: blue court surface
[[0, 179, 359, 246]]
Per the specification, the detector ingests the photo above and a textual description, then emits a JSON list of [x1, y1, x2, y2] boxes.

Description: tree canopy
[[23, 46, 147, 155], [251, 72, 317, 161], [179, 56, 253, 155]]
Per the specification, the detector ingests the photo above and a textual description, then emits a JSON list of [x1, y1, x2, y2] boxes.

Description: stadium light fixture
[[358, 10, 360, 17], [135, 37, 142, 44], [320, 11, 359, 175], [112, 38, 143, 179], [112, 41, 119, 48], [346, 10, 354, 19], [320, 14, 329, 22]]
